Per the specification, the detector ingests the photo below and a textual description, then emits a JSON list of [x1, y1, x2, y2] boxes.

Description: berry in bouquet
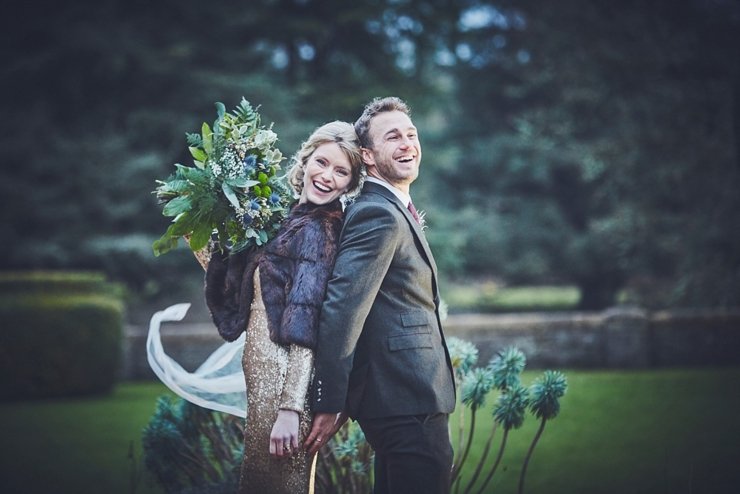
[[153, 99, 293, 256]]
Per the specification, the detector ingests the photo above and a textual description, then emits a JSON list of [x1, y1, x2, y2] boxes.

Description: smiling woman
[[149, 120, 364, 494], [299, 142, 354, 205]]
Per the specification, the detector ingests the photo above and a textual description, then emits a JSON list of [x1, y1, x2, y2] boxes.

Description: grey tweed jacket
[[312, 181, 456, 419]]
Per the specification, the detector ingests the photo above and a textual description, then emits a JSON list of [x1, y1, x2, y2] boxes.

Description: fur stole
[[205, 200, 343, 348]]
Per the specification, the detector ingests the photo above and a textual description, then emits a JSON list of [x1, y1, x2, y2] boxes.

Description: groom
[[305, 97, 456, 493]]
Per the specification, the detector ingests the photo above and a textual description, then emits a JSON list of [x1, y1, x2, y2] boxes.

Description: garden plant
[[141, 338, 566, 493]]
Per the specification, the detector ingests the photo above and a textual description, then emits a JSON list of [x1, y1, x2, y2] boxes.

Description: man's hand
[[304, 412, 348, 455]]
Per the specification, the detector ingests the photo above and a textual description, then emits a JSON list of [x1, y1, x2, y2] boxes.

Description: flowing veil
[[146, 303, 247, 418]]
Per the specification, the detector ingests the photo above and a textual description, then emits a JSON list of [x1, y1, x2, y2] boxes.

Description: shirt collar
[[365, 177, 411, 207]]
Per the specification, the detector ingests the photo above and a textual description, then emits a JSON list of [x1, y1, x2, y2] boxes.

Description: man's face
[[363, 110, 422, 188]]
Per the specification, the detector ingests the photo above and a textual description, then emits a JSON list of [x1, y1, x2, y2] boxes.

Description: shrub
[[0, 271, 123, 400], [142, 396, 373, 494], [142, 340, 567, 493]]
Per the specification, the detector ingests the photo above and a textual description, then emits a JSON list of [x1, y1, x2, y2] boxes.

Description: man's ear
[[361, 147, 375, 166]]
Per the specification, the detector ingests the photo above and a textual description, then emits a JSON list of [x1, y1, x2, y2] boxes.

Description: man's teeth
[[313, 181, 331, 192]]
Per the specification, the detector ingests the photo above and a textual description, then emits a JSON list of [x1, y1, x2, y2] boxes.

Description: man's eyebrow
[[383, 126, 417, 137]]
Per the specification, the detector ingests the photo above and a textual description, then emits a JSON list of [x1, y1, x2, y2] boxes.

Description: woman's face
[[299, 142, 354, 205]]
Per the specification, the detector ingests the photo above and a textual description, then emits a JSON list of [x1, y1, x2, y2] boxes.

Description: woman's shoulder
[[268, 202, 343, 260]]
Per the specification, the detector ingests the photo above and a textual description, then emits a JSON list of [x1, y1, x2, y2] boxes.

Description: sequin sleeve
[[279, 344, 314, 412]]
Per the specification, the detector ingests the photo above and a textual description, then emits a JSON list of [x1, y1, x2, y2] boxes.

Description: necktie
[[407, 201, 421, 224]]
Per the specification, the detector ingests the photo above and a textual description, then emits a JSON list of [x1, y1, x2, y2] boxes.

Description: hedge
[[0, 271, 124, 400]]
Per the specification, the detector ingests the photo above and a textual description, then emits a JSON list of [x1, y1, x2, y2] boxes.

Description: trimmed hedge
[[0, 271, 124, 400]]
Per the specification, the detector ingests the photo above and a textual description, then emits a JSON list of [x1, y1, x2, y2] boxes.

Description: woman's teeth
[[313, 181, 331, 192]]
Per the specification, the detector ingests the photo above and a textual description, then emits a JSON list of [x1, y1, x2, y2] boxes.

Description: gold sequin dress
[[239, 268, 316, 494]]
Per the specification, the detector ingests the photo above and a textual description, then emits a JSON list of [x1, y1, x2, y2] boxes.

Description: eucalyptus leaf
[[202, 122, 213, 155], [215, 102, 226, 120], [189, 146, 208, 163], [188, 225, 212, 251], [162, 196, 192, 217], [226, 178, 260, 188], [221, 182, 240, 209], [169, 212, 195, 236], [152, 234, 179, 257]]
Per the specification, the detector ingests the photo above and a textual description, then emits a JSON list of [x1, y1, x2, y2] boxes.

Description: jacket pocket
[[388, 310, 433, 351], [388, 332, 434, 351], [400, 310, 430, 329]]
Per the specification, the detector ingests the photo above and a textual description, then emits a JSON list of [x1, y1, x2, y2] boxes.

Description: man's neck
[[366, 177, 411, 205], [366, 173, 410, 195]]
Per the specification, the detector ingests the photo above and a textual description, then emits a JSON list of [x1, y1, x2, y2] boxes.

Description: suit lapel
[[362, 183, 439, 281]]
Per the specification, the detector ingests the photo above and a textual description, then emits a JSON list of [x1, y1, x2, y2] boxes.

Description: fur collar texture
[[205, 200, 343, 348]]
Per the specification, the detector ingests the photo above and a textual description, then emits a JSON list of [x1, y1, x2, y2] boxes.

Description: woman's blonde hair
[[287, 121, 364, 198]]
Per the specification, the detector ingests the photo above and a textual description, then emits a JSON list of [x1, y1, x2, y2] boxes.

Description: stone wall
[[123, 307, 740, 380]]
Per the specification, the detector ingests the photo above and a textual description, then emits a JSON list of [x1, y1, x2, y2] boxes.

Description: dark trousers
[[358, 413, 453, 494]]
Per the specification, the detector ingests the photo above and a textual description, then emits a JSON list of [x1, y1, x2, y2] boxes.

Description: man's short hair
[[354, 97, 411, 149]]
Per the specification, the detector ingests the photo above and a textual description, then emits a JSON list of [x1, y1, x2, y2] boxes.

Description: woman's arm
[[270, 344, 314, 457]]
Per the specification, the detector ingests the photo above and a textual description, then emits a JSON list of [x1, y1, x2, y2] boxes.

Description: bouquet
[[152, 99, 293, 256]]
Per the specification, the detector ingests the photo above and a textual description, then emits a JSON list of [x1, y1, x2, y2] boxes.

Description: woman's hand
[[269, 409, 300, 458]]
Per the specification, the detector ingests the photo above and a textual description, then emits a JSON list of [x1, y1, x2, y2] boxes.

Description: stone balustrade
[[123, 307, 740, 380]]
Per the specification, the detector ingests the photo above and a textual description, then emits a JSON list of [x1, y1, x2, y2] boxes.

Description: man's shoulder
[[347, 193, 401, 221]]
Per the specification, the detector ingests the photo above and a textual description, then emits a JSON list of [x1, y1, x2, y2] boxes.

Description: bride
[[148, 120, 363, 493]]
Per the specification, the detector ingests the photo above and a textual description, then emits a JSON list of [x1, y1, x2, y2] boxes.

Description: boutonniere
[[418, 210, 427, 231]]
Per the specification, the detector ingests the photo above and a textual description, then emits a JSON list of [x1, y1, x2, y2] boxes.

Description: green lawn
[[451, 367, 740, 494], [443, 283, 581, 313], [0, 382, 170, 494], [1, 368, 739, 494]]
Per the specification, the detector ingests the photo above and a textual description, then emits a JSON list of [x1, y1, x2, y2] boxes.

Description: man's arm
[[305, 203, 400, 449], [312, 203, 400, 411]]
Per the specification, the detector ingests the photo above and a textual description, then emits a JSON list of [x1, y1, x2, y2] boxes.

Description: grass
[[451, 367, 740, 494], [443, 283, 581, 313], [1, 368, 739, 494], [0, 382, 171, 494]]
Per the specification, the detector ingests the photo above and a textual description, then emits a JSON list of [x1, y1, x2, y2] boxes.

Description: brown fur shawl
[[205, 200, 343, 348]]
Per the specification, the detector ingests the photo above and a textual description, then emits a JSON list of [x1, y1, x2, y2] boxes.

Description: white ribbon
[[146, 303, 247, 418]]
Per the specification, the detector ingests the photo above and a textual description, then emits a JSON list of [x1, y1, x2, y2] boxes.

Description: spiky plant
[[452, 367, 494, 486], [315, 421, 373, 494], [465, 383, 529, 494], [453, 346, 528, 493], [448, 337, 479, 381], [141, 396, 243, 494], [447, 336, 480, 487], [518, 370, 568, 494], [489, 346, 527, 391]]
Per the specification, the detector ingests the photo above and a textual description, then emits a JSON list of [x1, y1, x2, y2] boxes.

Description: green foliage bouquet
[[153, 99, 292, 256]]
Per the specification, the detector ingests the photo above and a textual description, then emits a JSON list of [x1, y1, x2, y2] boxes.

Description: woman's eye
[[336, 168, 349, 177]]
